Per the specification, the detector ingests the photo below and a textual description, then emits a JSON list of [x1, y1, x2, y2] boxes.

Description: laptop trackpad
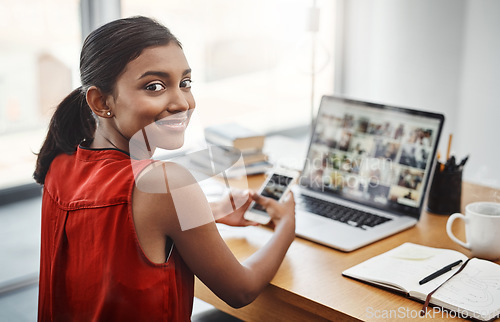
[[295, 210, 368, 250], [295, 211, 326, 230]]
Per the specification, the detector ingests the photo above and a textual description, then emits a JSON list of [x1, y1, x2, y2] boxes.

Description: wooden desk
[[195, 179, 500, 321]]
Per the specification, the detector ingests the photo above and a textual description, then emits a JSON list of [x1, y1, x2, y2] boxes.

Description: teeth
[[156, 118, 186, 126], [156, 112, 190, 127]]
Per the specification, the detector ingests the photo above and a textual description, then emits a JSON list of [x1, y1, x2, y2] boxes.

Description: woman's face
[[107, 42, 195, 157]]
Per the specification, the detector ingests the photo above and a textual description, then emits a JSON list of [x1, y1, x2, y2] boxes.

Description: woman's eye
[[180, 79, 192, 89], [145, 83, 165, 91]]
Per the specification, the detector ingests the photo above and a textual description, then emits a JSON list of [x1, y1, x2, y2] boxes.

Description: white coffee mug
[[446, 202, 500, 261]]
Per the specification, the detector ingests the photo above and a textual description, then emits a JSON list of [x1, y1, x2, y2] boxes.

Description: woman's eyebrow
[[138, 69, 191, 80]]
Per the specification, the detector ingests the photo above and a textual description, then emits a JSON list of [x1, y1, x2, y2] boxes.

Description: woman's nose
[[166, 88, 190, 112]]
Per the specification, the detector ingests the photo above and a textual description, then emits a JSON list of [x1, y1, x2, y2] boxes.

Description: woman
[[34, 16, 295, 321]]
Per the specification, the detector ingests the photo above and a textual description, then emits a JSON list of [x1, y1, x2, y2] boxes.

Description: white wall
[[338, 0, 500, 189], [455, 1, 500, 189]]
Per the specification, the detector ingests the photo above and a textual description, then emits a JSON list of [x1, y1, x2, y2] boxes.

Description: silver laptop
[[293, 95, 444, 251]]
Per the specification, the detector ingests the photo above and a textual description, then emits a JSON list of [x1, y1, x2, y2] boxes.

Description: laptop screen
[[301, 96, 445, 218]]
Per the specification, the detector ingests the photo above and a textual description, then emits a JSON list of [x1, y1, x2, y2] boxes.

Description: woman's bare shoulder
[[132, 160, 212, 233], [134, 160, 198, 194]]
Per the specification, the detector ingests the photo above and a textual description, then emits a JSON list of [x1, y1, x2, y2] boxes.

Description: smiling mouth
[[156, 118, 187, 127], [155, 110, 192, 130], [155, 113, 190, 130]]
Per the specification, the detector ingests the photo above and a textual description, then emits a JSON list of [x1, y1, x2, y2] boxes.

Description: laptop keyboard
[[297, 194, 393, 229]]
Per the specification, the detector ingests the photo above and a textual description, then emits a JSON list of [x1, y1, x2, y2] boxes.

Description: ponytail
[[33, 87, 96, 184]]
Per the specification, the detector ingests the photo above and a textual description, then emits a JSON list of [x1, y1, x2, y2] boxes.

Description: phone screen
[[252, 173, 294, 212]]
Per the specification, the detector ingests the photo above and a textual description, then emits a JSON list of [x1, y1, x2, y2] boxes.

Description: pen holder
[[426, 162, 462, 215]]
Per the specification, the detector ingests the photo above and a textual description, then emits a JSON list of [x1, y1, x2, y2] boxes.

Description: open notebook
[[342, 243, 500, 321]]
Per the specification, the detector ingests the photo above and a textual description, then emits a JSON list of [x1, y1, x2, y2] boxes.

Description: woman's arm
[[132, 162, 295, 308]]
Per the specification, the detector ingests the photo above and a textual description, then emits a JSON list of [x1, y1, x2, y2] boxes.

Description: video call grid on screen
[[302, 97, 442, 213]]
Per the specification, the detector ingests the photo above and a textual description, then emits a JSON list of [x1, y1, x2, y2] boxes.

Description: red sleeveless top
[[38, 146, 194, 321]]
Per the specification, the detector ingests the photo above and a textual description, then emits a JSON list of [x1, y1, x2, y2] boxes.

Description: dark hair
[[34, 16, 181, 184]]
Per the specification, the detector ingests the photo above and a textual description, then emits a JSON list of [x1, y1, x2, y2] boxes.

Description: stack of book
[[200, 123, 272, 177]]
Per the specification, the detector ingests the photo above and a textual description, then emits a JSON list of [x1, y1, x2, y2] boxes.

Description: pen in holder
[[426, 157, 464, 215]]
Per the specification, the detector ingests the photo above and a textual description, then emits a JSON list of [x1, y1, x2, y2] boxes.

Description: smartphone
[[244, 168, 299, 224]]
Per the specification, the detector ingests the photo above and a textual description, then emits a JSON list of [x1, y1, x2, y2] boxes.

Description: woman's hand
[[251, 191, 296, 231], [212, 189, 260, 227]]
